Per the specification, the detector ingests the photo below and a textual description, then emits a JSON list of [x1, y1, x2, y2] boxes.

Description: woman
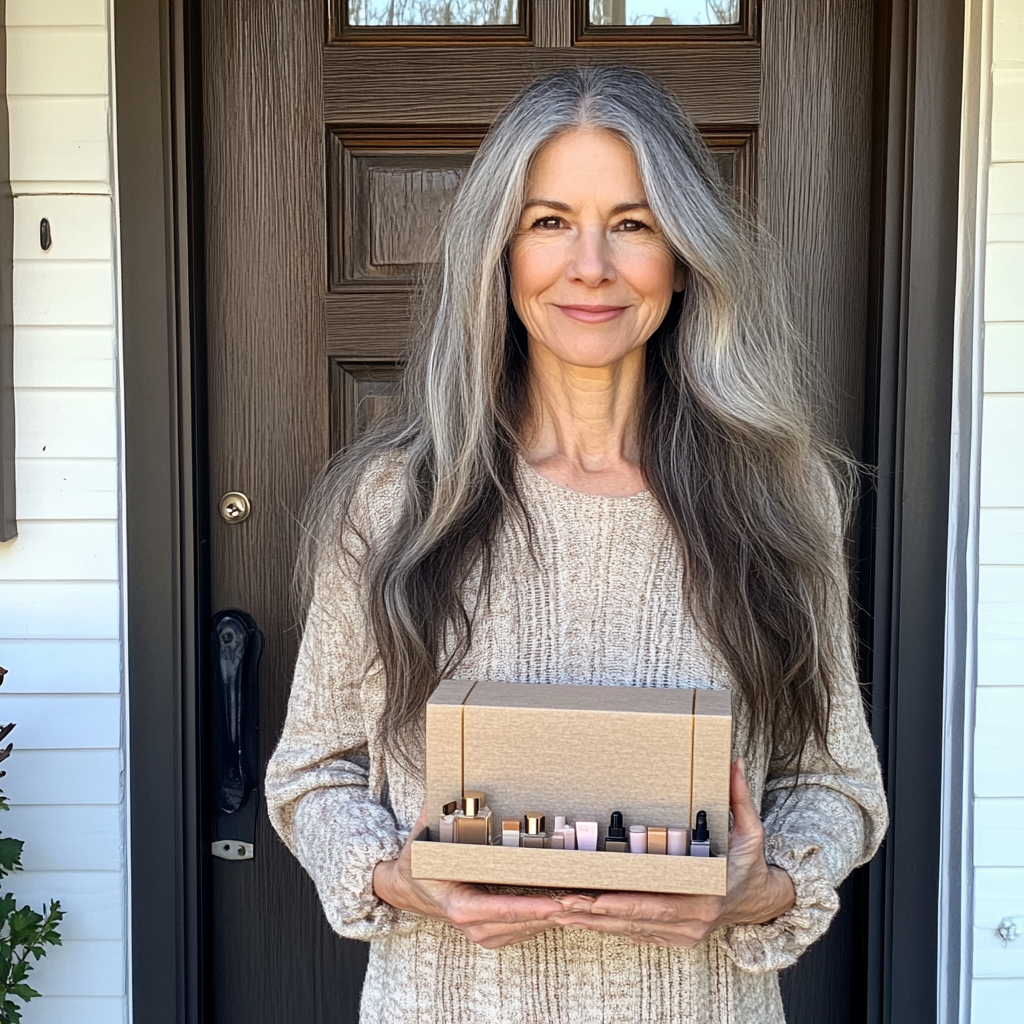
[[267, 66, 887, 1023]]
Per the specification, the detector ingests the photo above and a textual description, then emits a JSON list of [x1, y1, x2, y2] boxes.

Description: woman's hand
[[372, 810, 564, 949], [551, 758, 795, 948]]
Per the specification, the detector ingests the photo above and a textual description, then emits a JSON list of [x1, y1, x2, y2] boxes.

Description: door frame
[[115, 1, 965, 1021]]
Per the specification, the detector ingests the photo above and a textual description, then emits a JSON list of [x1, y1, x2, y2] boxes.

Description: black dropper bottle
[[603, 811, 629, 853], [691, 809, 711, 856]]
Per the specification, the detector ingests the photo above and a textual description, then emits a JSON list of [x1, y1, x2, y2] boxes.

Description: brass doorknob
[[219, 491, 251, 524]]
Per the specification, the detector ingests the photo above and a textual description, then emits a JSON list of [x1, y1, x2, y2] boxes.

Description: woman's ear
[[674, 263, 688, 293]]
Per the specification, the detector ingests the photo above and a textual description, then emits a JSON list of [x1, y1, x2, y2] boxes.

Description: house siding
[[0, 2, 126, 1023], [972, 0, 1024, 1017]]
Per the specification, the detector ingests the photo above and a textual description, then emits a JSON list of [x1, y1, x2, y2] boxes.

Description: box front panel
[[461, 705, 693, 837]]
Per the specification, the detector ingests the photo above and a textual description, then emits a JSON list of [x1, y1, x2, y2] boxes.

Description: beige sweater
[[266, 456, 888, 1024]]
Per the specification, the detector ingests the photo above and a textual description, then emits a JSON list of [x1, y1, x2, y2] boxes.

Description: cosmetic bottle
[[438, 799, 461, 843], [552, 815, 575, 850], [689, 810, 711, 857], [667, 827, 690, 856], [456, 791, 492, 845], [628, 825, 648, 854], [501, 818, 521, 848], [521, 811, 547, 849], [603, 811, 629, 853], [647, 825, 668, 855], [575, 821, 598, 852], [548, 832, 565, 849]]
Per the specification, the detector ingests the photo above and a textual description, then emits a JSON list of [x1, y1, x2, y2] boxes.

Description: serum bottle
[[521, 812, 548, 849], [690, 810, 711, 857], [603, 811, 629, 853], [456, 791, 492, 845]]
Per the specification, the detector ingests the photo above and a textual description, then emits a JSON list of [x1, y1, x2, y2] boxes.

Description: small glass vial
[[521, 811, 547, 849], [501, 819, 521, 847], [438, 799, 461, 843], [456, 791, 492, 845]]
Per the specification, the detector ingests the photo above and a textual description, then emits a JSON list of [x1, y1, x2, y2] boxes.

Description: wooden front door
[[202, 2, 879, 1020]]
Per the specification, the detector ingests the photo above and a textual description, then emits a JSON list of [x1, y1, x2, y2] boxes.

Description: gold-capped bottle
[[456, 790, 492, 845], [521, 811, 547, 849]]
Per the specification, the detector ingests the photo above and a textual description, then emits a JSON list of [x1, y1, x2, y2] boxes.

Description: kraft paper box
[[411, 679, 732, 896]]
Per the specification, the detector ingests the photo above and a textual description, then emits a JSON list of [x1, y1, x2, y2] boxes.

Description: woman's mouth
[[555, 304, 628, 324]]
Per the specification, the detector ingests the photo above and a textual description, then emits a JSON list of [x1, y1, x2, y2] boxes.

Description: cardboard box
[[412, 680, 732, 895]]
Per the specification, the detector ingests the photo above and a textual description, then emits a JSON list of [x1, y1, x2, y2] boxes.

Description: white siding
[[0, 2, 126, 1023], [971, 0, 1024, 1017]]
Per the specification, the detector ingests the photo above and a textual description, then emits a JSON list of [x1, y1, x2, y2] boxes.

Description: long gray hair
[[299, 65, 855, 771]]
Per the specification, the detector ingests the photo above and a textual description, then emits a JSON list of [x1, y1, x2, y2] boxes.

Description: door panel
[[203, 2, 877, 1020]]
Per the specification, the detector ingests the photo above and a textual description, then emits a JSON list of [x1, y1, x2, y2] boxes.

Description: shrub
[[0, 667, 63, 1024]]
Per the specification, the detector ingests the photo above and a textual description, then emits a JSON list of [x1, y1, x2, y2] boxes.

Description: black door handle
[[211, 609, 263, 860]]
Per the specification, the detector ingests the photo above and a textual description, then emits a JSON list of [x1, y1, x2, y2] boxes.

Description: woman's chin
[[532, 338, 647, 372]]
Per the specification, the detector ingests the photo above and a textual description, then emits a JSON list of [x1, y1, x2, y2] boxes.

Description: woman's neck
[[521, 342, 647, 497]]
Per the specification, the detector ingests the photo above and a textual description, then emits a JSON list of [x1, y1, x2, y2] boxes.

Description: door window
[[588, 1, 740, 26], [347, 1, 521, 26]]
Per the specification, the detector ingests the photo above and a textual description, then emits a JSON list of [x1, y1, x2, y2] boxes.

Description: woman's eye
[[532, 216, 563, 229], [618, 219, 650, 232]]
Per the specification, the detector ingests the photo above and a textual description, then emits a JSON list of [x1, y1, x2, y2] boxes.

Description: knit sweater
[[266, 455, 888, 1024]]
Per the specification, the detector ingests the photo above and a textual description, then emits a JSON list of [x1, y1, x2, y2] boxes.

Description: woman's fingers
[[729, 757, 762, 839], [446, 887, 563, 927], [552, 910, 711, 947]]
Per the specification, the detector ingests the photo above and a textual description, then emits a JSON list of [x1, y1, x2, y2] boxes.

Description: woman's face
[[509, 127, 684, 370]]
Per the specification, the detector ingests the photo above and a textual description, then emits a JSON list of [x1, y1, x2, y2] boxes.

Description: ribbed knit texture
[[266, 455, 888, 1023]]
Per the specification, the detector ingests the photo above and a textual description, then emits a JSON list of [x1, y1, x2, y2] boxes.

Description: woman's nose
[[566, 228, 615, 287]]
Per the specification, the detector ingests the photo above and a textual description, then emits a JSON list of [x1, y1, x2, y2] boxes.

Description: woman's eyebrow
[[521, 199, 572, 212], [520, 199, 652, 214]]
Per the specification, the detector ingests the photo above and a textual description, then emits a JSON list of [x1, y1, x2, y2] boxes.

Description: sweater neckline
[[515, 452, 656, 505]]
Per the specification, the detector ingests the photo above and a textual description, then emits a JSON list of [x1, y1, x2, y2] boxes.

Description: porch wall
[[0, 2, 127, 1023], [971, 0, 1024, 1016]]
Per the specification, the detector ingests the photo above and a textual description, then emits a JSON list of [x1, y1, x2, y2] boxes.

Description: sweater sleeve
[[265, 472, 419, 940], [718, 646, 888, 972]]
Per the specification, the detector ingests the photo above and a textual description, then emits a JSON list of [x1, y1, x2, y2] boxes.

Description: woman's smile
[[555, 303, 629, 324]]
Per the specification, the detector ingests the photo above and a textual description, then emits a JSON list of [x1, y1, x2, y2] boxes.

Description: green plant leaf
[[5, 985, 38, 1003], [0, 838, 23, 880]]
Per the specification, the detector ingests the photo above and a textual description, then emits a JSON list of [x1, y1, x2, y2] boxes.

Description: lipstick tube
[[456, 791, 492, 845], [690, 810, 711, 857], [521, 811, 547, 849], [603, 811, 629, 853], [646, 826, 668, 855], [667, 827, 690, 856], [628, 825, 648, 854]]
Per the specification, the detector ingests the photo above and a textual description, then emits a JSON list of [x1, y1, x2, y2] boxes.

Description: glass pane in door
[[589, 0, 740, 25], [348, 1, 520, 26]]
